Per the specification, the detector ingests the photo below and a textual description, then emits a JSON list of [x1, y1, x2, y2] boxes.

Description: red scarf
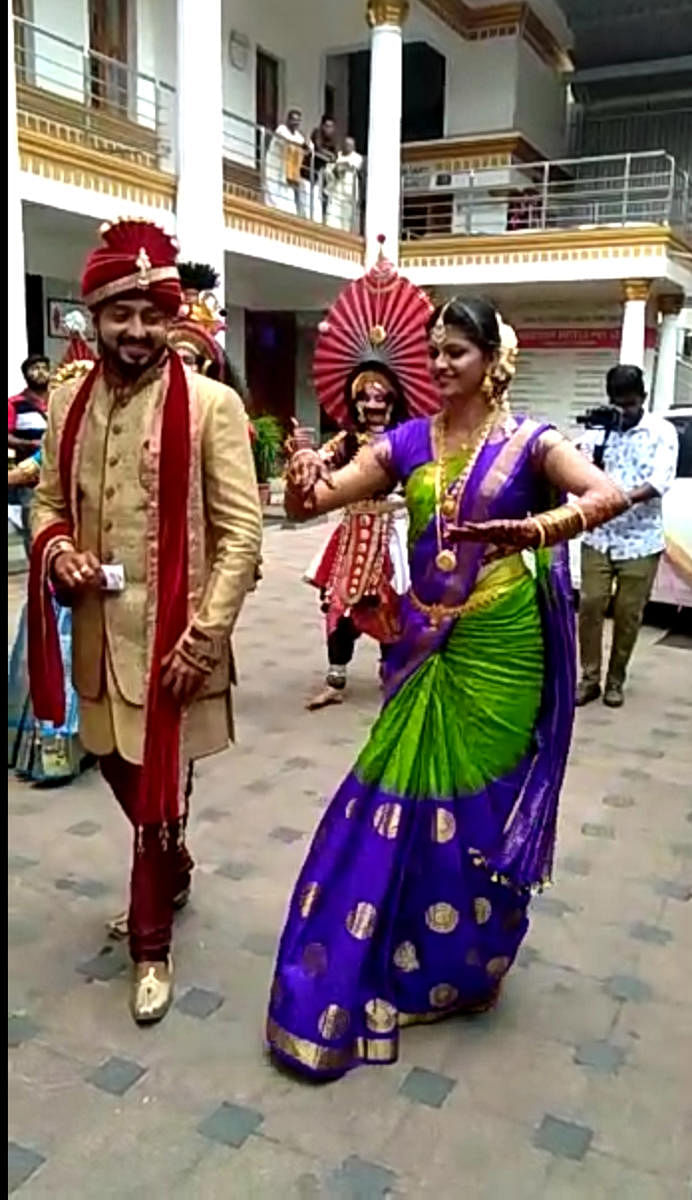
[[28, 355, 191, 829]]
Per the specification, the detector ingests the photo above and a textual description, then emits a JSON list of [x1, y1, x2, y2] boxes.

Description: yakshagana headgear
[[81, 218, 181, 315], [313, 236, 439, 426], [51, 310, 97, 389], [169, 260, 226, 373]]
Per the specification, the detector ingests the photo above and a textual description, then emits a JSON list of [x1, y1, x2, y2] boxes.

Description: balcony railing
[[223, 110, 364, 235], [401, 150, 692, 242], [14, 17, 176, 173]]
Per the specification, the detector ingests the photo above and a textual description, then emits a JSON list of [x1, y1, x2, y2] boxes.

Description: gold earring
[[481, 372, 496, 406]]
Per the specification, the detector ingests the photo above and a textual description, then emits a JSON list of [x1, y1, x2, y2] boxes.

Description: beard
[[98, 336, 166, 382]]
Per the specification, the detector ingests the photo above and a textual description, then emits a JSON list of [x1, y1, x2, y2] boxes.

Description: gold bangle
[[532, 518, 546, 549], [566, 499, 588, 533]]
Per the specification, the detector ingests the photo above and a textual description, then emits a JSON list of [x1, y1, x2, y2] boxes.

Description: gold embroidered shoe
[[131, 957, 174, 1024]]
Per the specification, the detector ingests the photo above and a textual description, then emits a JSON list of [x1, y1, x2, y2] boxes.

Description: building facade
[[9, 0, 692, 429]]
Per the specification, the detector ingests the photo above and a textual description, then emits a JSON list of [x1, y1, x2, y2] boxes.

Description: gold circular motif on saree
[[344, 797, 358, 819], [431, 808, 456, 844], [425, 902, 460, 934], [364, 998, 398, 1034], [473, 897, 492, 925], [465, 948, 481, 966], [486, 955, 511, 979], [346, 901, 378, 940], [393, 941, 420, 972], [302, 942, 328, 976], [430, 983, 459, 1009], [318, 1004, 350, 1040], [373, 802, 402, 839], [298, 882, 321, 918]]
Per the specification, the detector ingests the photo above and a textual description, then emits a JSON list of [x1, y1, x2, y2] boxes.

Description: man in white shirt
[[576, 365, 679, 708]]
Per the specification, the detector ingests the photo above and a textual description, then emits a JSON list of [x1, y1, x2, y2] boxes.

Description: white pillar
[[176, 0, 225, 315], [619, 280, 649, 370], [364, 1, 409, 266], [8, 1, 28, 393], [652, 295, 682, 413]]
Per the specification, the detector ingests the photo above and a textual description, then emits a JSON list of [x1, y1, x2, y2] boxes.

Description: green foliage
[[251, 414, 283, 483]]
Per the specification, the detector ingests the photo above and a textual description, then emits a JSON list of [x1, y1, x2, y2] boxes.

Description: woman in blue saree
[[266, 298, 627, 1078]]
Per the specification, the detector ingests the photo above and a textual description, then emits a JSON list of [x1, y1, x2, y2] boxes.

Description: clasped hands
[[285, 420, 334, 511]]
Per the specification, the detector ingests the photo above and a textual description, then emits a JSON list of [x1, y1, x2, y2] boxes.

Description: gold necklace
[[433, 412, 495, 573]]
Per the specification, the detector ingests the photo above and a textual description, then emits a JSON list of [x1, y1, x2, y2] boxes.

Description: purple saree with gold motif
[[266, 414, 576, 1077]]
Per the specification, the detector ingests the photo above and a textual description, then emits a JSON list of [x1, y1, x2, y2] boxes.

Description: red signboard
[[516, 327, 657, 351]]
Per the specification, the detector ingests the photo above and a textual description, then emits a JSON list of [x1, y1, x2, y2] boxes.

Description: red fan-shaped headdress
[[313, 238, 439, 425], [81, 218, 181, 314]]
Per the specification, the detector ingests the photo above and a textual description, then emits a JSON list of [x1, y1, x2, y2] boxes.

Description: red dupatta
[[28, 354, 191, 829]]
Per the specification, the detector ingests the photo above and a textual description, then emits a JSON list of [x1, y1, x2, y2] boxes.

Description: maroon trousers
[[100, 753, 194, 963]]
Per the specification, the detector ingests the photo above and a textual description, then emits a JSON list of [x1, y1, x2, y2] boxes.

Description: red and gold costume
[[28, 220, 262, 1018], [304, 242, 439, 705]]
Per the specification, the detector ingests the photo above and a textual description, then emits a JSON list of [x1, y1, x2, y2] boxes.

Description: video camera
[[575, 405, 624, 433]]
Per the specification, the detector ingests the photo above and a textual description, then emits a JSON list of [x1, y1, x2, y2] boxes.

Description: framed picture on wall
[[46, 298, 96, 341]]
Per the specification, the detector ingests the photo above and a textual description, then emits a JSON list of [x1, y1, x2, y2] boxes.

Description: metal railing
[[13, 17, 176, 173], [223, 109, 365, 234], [401, 150, 691, 242]]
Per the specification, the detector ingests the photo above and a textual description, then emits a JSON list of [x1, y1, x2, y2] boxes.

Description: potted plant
[[250, 414, 283, 506]]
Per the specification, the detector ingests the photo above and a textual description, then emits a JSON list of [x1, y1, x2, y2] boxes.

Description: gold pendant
[[441, 496, 457, 518], [435, 549, 457, 573]]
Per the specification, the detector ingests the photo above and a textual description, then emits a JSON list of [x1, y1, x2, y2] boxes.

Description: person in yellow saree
[[266, 298, 628, 1079]]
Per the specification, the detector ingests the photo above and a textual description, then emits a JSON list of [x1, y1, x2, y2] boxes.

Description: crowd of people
[[7, 214, 682, 1078], [264, 109, 363, 231]]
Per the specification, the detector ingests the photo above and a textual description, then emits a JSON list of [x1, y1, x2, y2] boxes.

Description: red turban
[[81, 218, 181, 315]]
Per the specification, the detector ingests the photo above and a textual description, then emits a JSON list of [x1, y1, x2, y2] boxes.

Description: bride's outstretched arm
[[285, 443, 392, 520]]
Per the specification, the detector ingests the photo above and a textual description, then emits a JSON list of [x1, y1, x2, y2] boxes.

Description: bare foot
[[306, 686, 345, 711]]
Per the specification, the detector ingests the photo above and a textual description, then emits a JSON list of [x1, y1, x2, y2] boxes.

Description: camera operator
[[575, 364, 678, 709]]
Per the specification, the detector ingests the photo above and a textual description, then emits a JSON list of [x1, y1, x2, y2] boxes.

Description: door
[[256, 49, 280, 165], [89, 0, 129, 113]]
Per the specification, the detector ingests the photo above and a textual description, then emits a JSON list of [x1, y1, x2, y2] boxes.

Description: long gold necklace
[[433, 411, 495, 573]]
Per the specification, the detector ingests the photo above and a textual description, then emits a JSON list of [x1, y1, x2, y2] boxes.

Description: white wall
[[514, 42, 567, 158]]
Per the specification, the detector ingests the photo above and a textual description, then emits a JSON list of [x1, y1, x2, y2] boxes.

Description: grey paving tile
[[649, 727, 680, 741], [629, 922, 673, 946], [8, 918, 40, 947], [54, 875, 109, 899], [671, 842, 692, 859], [621, 768, 652, 783], [581, 823, 615, 840], [76, 945, 128, 982], [246, 778, 274, 795], [604, 975, 653, 1003], [10, 800, 46, 816], [632, 746, 664, 760], [687, 811, 692, 823], [284, 756, 316, 771], [532, 895, 574, 917], [8, 1142, 46, 1193], [559, 855, 591, 876], [197, 806, 228, 823], [242, 931, 278, 958], [517, 945, 542, 967], [175, 986, 224, 1019], [399, 1066, 456, 1109], [328, 1155, 398, 1199], [197, 1101, 264, 1148], [269, 826, 304, 844], [214, 860, 255, 881], [8, 853, 39, 872], [87, 1056, 147, 1096], [602, 793, 635, 809], [574, 1039, 626, 1074], [533, 1114, 594, 1161], [66, 819, 102, 837], [652, 878, 691, 902], [8, 1014, 40, 1048]]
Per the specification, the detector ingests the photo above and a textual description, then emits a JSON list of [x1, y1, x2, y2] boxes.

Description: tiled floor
[[8, 525, 692, 1197]]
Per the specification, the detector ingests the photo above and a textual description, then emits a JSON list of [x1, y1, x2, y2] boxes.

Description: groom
[[29, 218, 262, 1023]]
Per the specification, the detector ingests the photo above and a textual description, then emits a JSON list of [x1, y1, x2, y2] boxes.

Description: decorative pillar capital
[[366, 0, 410, 28], [658, 293, 684, 317], [622, 279, 650, 304]]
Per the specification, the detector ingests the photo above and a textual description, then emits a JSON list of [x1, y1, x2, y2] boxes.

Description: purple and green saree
[[267, 414, 576, 1077]]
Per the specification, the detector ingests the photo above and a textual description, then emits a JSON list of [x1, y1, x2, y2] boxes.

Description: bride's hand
[[446, 517, 541, 550]]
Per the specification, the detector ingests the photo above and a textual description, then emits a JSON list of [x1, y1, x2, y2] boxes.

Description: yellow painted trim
[[419, 0, 570, 71], [18, 125, 175, 209], [224, 192, 366, 263], [402, 132, 543, 168]]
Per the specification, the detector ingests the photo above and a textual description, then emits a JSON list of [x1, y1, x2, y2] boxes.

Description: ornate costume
[[267, 305, 627, 1078], [304, 243, 439, 708], [28, 220, 262, 1021]]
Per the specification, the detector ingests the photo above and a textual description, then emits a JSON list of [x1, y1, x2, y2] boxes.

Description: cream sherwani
[[32, 361, 263, 764]]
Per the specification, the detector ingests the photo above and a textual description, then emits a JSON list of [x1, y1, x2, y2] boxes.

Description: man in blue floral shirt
[[576, 364, 679, 708]]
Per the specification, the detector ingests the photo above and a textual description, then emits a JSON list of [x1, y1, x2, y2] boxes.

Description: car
[[568, 407, 692, 610]]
